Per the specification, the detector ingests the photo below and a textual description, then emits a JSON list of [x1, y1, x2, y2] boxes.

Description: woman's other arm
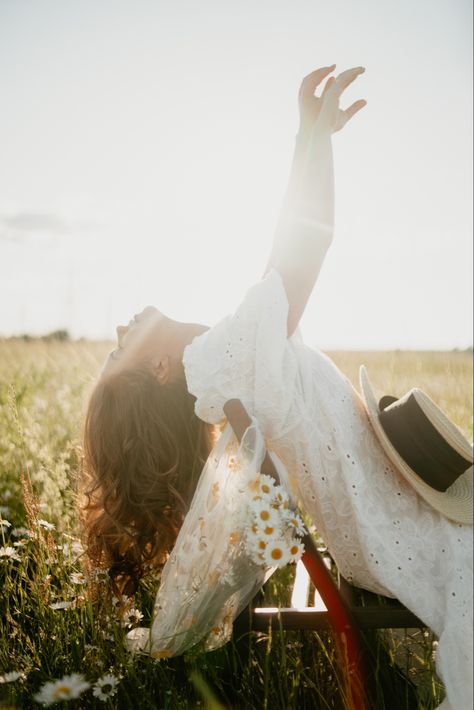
[[264, 65, 366, 336]]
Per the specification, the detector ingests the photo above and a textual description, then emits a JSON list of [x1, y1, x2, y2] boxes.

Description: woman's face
[[100, 306, 208, 382], [101, 306, 174, 379]]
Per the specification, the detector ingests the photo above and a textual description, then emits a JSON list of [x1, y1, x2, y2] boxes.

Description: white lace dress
[[183, 268, 473, 710]]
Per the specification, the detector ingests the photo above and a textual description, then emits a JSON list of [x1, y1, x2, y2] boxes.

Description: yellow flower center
[[263, 526, 274, 535], [290, 545, 299, 555], [271, 548, 283, 560], [259, 510, 270, 521], [54, 686, 72, 699], [261, 484, 271, 494]]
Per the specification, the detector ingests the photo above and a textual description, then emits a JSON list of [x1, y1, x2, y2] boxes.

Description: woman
[[82, 66, 472, 709]]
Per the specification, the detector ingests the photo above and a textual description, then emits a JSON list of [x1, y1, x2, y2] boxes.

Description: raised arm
[[264, 65, 366, 336]]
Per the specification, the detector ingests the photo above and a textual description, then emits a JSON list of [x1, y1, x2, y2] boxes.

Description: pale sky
[[0, 0, 472, 349]]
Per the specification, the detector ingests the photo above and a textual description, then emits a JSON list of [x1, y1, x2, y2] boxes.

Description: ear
[[151, 356, 171, 385]]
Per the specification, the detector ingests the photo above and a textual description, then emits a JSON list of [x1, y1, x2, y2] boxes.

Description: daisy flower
[[0, 517, 11, 529], [11, 527, 31, 537], [92, 673, 119, 701], [288, 540, 305, 563], [59, 540, 84, 562], [254, 473, 277, 498], [34, 673, 90, 705], [70, 572, 86, 585], [0, 546, 21, 562], [121, 608, 144, 627], [37, 519, 55, 531], [49, 600, 74, 610], [283, 511, 306, 536], [0, 671, 22, 683], [248, 498, 279, 527], [261, 541, 291, 568], [111, 594, 130, 608]]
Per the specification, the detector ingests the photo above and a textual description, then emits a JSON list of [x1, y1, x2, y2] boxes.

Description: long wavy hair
[[80, 365, 215, 596]]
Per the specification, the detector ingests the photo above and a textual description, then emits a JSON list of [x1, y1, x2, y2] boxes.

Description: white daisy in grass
[[111, 594, 131, 608], [0, 517, 11, 529], [261, 541, 291, 567], [70, 572, 86, 585], [11, 527, 31, 538], [92, 673, 119, 701], [49, 600, 74, 610], [0, 546, 21, 562], [37, 519, 55, 531], [121, 608, 144, 627], [34, 673, 90, 705], [59, 539, 84, 562], [0, 671, 22, 683]]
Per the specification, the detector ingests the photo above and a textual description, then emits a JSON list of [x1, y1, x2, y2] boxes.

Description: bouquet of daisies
[[243, 473, 306, 568]]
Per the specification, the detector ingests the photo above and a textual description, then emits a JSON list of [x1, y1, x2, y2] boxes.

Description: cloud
[[0, 210, 69, 242]]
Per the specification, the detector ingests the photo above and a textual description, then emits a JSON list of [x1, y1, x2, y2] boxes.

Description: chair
[[224, 399, 424, 710]]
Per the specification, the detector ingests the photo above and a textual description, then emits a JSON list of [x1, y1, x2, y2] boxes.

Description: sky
[[0, 0, 472, 349]]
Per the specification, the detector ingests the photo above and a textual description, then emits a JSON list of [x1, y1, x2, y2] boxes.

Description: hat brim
[[359, 365, 473, 525]]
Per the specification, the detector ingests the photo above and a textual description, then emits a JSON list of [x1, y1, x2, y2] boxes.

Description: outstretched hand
[[298, 65, 366, 137]]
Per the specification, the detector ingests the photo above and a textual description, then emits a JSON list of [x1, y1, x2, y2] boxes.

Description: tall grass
[[0, 341, 471, 708]]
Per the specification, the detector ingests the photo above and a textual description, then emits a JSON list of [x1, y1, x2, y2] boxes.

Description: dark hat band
[[378, 393, 471, 492]]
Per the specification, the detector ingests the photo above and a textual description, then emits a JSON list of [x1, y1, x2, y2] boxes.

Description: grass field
[[0, 340, 472, 708]]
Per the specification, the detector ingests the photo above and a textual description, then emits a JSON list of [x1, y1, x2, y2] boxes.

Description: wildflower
[[288, 540, 305, 563], [92, 673, 119, 701], [59, 540, 84, 562], [70, 572, 86, 585], [11, 527, 31, 537], [49, 600, 74, 610], [262, 542, 291, 567], [283, 510, 306, 536], [121, 608, 144, 627], [253, 473, 277, 498], [0, 546, 21, 562], [111, 594, 130, 608], [37, 519, 55, 531], [34, 673, 90, 705], [1, 490, 12, 500], [0, 671, 22, 683], [248, 498, 279, 527]]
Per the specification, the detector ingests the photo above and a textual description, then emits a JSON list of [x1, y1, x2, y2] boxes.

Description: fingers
[[321, 75, 336, 99], [344, 99, 367, 122], [333, 66, 365, 95], [299, 64, 336, 98], [334, 99, 367, 132]]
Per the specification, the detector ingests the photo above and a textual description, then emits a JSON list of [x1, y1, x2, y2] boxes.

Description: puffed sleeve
[[182, 269, 301, 431]]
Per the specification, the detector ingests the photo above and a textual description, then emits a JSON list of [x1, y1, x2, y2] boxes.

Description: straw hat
[[359, 365, 473, 525]]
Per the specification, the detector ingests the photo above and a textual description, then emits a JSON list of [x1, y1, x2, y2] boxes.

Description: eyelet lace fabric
[[181, 268, 473, 710]]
